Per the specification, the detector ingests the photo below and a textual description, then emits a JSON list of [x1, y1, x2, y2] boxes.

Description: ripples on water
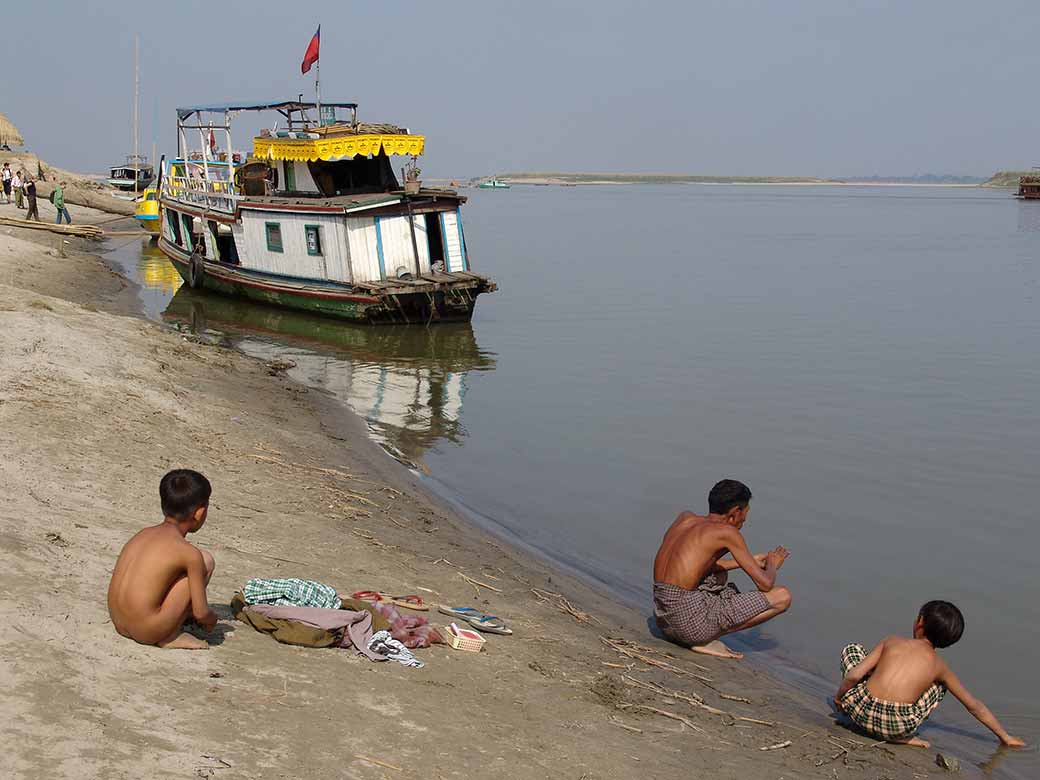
[[107, 186, 1039, 779]]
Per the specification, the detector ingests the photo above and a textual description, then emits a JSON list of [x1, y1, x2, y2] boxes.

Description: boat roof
[[238, 189, 464, 212], [177, 100, 357, 120]]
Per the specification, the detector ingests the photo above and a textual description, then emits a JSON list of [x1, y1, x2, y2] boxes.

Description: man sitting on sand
[[107, 469, 217, 650], [835, 601, 1024, 749], [652, 479, 791, 659]]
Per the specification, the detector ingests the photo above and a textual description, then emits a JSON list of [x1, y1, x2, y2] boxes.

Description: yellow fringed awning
[[253, 134, 425, 162]]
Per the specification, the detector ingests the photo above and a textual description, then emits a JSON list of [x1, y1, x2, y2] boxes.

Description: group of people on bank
[[2, 161, 71, 223], [652, 479, 1025, 749], [106, 470, 1025, 752]]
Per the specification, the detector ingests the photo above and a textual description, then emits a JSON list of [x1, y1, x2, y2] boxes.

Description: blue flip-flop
[[437, 605, 513, 635]]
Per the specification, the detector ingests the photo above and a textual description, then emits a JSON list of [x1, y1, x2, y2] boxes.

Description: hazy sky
[[3, 1, 1038, 177]]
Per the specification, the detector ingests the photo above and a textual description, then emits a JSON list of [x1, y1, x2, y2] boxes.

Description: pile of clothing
[[233, 578, 437, 668]]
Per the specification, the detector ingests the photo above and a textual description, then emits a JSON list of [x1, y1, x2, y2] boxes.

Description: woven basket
[[446, 624, 486, 652]]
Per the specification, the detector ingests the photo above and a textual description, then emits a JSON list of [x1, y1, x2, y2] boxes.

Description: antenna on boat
[[133, 33, 139, 196]]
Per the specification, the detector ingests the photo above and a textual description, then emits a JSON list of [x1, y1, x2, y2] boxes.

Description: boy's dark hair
[[919, 600, 964, 648], [708, 479, 753, 515], [160, 469, 212, 520]]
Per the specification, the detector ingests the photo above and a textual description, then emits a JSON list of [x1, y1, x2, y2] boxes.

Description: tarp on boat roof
[[177, 100, 357, 120], [254, 134, 425, 161]]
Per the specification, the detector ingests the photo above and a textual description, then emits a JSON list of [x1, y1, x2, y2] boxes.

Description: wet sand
[[0, 200, 945, 779]]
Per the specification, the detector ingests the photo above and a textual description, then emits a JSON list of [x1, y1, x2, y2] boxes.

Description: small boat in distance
[[109, 155, 155, 191], [478, 177, 510, 189], [1017, 173, 1040, 199], [157, 99, 496, 324], [134, 187, 160, 236]]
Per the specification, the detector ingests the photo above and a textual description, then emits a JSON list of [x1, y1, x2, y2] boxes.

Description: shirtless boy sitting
[[108, 469, 218, 650], [652, 479, 791, 660], [835, 601, 1025, 749]]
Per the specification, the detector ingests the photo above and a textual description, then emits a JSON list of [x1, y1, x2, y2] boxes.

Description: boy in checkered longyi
[[834, 601, 1024, 749]]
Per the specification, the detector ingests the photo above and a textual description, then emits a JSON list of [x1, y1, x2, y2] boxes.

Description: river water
[[106, 185, 1039, 778]]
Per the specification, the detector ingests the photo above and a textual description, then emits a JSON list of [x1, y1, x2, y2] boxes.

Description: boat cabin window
[[210, 219, 240, 265], [265, 222, 284, 253], [305, 225, 323, 256], [146, 191, 157, 201], [166, 209, 182, 246], [307, 152, 399, 196]]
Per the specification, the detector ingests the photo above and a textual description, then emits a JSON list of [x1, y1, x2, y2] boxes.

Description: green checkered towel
[[838, 643, 946, 741], [242, 578, 342, 610]]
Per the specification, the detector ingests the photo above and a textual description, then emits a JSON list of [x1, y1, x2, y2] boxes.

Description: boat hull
[[158, 238, 486, 324], [109, 177, 155, 191], [134, 214, 161, 234]]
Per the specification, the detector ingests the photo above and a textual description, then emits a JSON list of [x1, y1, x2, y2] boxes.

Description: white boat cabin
[[160, 101, 473, 288]]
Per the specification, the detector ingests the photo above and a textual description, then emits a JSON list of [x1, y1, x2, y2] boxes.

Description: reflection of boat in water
[[162, 286, 496, 464], [139, 242, 184, 293]]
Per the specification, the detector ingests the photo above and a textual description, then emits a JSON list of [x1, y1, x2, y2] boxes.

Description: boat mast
[[133, 34, 139, 196]]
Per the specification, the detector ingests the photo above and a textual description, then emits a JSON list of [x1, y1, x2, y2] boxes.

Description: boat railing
[[163, 174, 239, 213]]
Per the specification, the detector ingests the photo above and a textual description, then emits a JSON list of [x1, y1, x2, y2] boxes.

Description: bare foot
[[890, 736, 930, 748], [158, 631, 210, 650], [690, 640, 743, 660]]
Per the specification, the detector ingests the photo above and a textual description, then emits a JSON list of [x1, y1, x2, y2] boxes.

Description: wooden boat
[[109, 155, 155, 191], [158, 100, 496, 324], [1017, 175, 1040, 199], [134, 187, 160, 235]]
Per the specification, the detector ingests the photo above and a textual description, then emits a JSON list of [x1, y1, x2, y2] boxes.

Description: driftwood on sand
[[0, 216, 104, 239]]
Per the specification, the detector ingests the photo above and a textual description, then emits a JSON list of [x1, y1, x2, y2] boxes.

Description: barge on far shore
[[158, 100, 496, 324], [1018, 175, 1040, 199]]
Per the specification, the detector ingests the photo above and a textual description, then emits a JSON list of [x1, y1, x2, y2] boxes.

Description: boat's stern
[[134, 187, 161, 234]]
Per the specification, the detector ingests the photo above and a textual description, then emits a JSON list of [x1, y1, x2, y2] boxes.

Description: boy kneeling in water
[[108, 470, 217, 650], [835, 601, 1024, 748]]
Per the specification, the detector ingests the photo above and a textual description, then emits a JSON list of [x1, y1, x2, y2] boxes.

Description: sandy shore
[[0, 201, 943, 779]]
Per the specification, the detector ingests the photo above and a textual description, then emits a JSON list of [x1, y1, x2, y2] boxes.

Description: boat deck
[[353, 270, 496, 295]]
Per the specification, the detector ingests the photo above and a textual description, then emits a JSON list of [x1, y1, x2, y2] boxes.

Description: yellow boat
[[134, 187, 161, 236]]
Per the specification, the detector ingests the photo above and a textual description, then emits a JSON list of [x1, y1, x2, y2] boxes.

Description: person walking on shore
[[24, 177, 38, 221], [53, 181, 71, 224], [652, 479, 792, 660], [12, 170, 23, 209], [2, 163, 11, 204]]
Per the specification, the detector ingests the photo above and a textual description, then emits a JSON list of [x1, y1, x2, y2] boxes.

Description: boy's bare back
[[865, 636, 943, 704]]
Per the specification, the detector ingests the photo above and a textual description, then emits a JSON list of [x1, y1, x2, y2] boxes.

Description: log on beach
[[34, 181, 136, 217], [0, 150, 136, 216]]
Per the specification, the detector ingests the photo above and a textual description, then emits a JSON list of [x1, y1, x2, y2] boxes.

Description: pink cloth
[[364, 600, 445, 649], [246, 603, 384, 661]]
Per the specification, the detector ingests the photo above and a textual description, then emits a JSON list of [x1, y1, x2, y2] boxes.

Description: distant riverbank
[[475, 172, 989, 187]]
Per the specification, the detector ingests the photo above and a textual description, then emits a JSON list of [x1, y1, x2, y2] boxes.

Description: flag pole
[[315, 25, 322, 125]]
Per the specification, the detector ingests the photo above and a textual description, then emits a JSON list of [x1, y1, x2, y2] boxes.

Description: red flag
[[301, 26, 320, 74], [209, 129, 216, 155]]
